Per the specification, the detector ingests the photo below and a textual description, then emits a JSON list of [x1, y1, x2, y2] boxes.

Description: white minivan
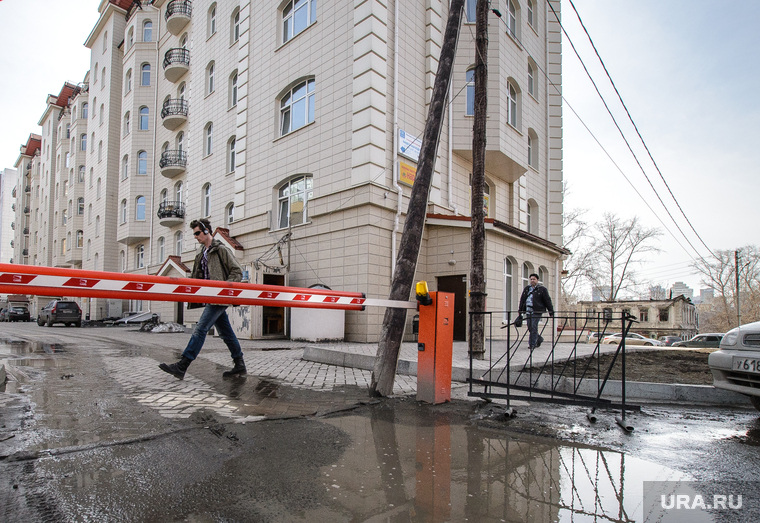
[[708, 321, 760, 411]]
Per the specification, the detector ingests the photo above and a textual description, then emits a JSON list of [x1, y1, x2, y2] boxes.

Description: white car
[[708, 321, 760, 411], [602, 332, 663, 346]]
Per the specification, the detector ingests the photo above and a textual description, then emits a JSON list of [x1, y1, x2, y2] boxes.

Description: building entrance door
[[262, 274, 286, 336], [437, 275, 467, 341]]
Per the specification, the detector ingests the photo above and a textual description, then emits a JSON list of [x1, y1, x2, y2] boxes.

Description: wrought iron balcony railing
[[159, 150, 188, 169], [157, 200, 186, 219]]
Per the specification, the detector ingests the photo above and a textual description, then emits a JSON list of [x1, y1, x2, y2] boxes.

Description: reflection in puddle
[[0, 339, 66, 355], [320, 407, 689, 522]]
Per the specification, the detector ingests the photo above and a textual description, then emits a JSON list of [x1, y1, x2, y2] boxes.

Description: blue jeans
[[526, 311, 543, 348], [182, 305, 243, 361]]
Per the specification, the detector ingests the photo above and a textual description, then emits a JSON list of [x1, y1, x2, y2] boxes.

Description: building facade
[[11, 0, 564, 342], [0, 167, 18, 264], [579, 295, 698, 340]]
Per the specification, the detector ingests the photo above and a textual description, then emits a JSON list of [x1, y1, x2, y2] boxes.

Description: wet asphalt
[[1, 322, 760, 522]]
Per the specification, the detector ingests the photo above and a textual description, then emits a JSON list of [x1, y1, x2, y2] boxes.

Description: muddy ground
[[540, 348, 714, 384]]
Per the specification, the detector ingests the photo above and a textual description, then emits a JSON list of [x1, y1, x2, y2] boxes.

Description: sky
[[0, 0, 757, 297]]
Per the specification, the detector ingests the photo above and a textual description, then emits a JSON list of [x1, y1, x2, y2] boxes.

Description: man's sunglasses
[[193, 230, 203, 236]]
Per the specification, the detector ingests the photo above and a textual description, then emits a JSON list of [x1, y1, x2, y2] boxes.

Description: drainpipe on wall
[[148, 4, 160, 270], [448, 83, 456, 215], [391, 0, 402, 279]]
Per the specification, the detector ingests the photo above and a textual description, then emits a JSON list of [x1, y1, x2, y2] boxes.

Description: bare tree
[[587, 213, 661, 301], [560, 208, 594, 307], [693, 245, 760, 330]]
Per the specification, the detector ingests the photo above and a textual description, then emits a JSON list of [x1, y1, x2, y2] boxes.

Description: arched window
[[157, 236, 165, 261], [78, 165, 85, 182], [527, 0, 535, 28], [507, 0, 518, 39], [202, 183, 211, 217], [226, 202, 235, 224], [538, 266, 548, 287], [81, 103, 89, 119], [95, 215, 101, 236], [231, 8, 241, 44], [122, 155, 129, 179], [80, 134, 87, 151], [277, 175, 313, 228], [175, 231, 183, 256], [139, 106, 149, 130], [127, 27, 134, 49], [527, 199, 538, 235], [143, 20, 153, 42], [124, 112, 131, 135], [121, 199, 128, 223], [507, 80, 519, 128], [77, 197, 84, 215], [528, 62, 536, 97], [96, 178, 101, 199], [282, 0, 316, 43], [120, 251, 126, 272], [208, 4, 217, 37], [465, 67, 475, 116], [136, 244, 145, 268], [141, 63, 151, 86], [138, 150, 148, 174], [94, 253, 99, 271], [527, 129, 539, 168], [87, 239, 92, 259], [522, 262, 532, 289], [160, 189, 168, 205], [136, 196, 146, 221], [76, 230, 83, 248], [204, 123, 213, 155], [229, 71, 238, 107], [103, 31, 108, 53], [98, 141, 103, 161], [175, 181, 183, 202], [177, 131, 184, 152], [206, 62, 215, 94], [227, 136, 236, 172], [279, 79, 315, 135]]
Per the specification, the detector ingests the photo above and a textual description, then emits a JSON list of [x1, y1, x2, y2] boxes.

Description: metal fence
[[468, 311, 640, 425]]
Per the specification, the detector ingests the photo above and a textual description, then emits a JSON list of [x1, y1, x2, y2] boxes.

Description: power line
[[546, 1, 710, 267], [567, 0, 716, 260]]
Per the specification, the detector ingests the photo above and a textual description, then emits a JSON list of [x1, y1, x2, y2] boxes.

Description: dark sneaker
[[159, 357, 191, 380], [223, 357, 247, 378]]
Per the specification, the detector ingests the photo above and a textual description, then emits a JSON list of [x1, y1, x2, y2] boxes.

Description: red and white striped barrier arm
[[0, 263, 416, 310]]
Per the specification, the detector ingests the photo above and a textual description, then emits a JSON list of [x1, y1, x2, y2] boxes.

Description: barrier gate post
[[416, 290, 454, 404]]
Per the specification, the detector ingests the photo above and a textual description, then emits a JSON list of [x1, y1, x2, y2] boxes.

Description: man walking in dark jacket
[[518, 273, 554, 350], [159, 218, 247, 380]]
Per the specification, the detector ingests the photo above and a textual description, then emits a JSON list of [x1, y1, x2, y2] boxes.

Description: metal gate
[[468, 311, 641, 423]]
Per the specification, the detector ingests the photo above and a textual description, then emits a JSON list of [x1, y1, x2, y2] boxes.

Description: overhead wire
[[566, 0, 716, 260]]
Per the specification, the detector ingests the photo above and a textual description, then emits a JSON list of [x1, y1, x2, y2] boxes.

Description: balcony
[[165, 0, 192, 35], [24, 206, 30, 214], [163, 48, 190, 83], [12, 187, 16, 198], [23, 227, 29, 235], [157, 200, 186, 227], [9, 240, 13, 248], [26, 163, 31, 171], [161, 99, 189, 130], [25, 185, 31, 193], [159, 150, 187, 178], [11, 204, 15, 212], [22, 249, 29, 256]]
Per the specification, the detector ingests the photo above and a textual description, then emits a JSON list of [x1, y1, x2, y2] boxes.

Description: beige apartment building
[[11, 0, 565, 342]]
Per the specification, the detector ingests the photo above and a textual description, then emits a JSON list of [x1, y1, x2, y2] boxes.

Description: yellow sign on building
[[399, 161, 417, 187]]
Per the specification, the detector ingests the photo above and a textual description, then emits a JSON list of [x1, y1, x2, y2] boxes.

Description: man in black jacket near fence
[[518, 273, 554, 350]]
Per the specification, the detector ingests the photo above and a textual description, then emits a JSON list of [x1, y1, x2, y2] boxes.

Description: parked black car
[[7, 305, 31, 322], [37, 300, 82, 327]]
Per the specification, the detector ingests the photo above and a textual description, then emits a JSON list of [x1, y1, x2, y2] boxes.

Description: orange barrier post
[[416, 291, 454, 404]]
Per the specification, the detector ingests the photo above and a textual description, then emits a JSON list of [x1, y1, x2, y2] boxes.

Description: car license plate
[[733, 357, 760, 374]]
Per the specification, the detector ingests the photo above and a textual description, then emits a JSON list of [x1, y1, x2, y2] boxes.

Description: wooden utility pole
[[469, 0, 489, 359], [370, 0, 466, 397]]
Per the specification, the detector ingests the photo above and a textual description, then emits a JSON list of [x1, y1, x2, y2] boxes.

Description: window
[[141, 63, 151, 86], [98, 141, 103, 161], [527, 0, 535, 28], [138, 151, 148, 175], [136, 244, 145, 269], [229, 72, 238, 107], [81, 134, 87, 151], [539, 267, 548, 287], [92, 98, 97, 119], [95, 215, 101, 236], [125, 69, 132, 93], [177, 131, 184, 152], [504, 257, 514, 314], [121, 199, 128, 223], [143, 20, 153, 42], [208, 4, 217, 37], [231, 8, 240, 44], [204, 123, 213, 155], [88, 204, 93, 223], [202, 183, 211, 217], [226, 202, 234, 224], [178, 82, 186, 101], [136, 196, 146, 221], [120, 251, 126, 272], [139, 106, 149, 130], [76, 230, 83, 248], [465, 68, 475, 116], [522, 262, 531, 289], [78, 197, 84, 215], [507, 0, 517, 39], [96, 178, 101, 199], [78, 165, 85, 182], [157, 237, 165, 261], [160, 189, 168, 205], [507, 81, 518, 128], [527, 129, 538, 168], [124, 112, 131, 135], [127, 27, 134, 49], [640, 309, 649, 322], [101, 67, 106, 88], [175, 181, 183, 202], [94, 253, 99, 270], [282, 0, 317, 43], [277, 175, 313, 228], [659, 309, 669, 322], [206, 62, 215, 94], [465, 0, 476, 22], [279, 79, 315, 135], [527, 199, 537, 234], [103, 31, 108, 53], [81, 103, 89, 119], [91, 133, 95, 153], [175, 231, 183, 256], [228, 136, 236, 172], [528, 62, 536, 97]]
